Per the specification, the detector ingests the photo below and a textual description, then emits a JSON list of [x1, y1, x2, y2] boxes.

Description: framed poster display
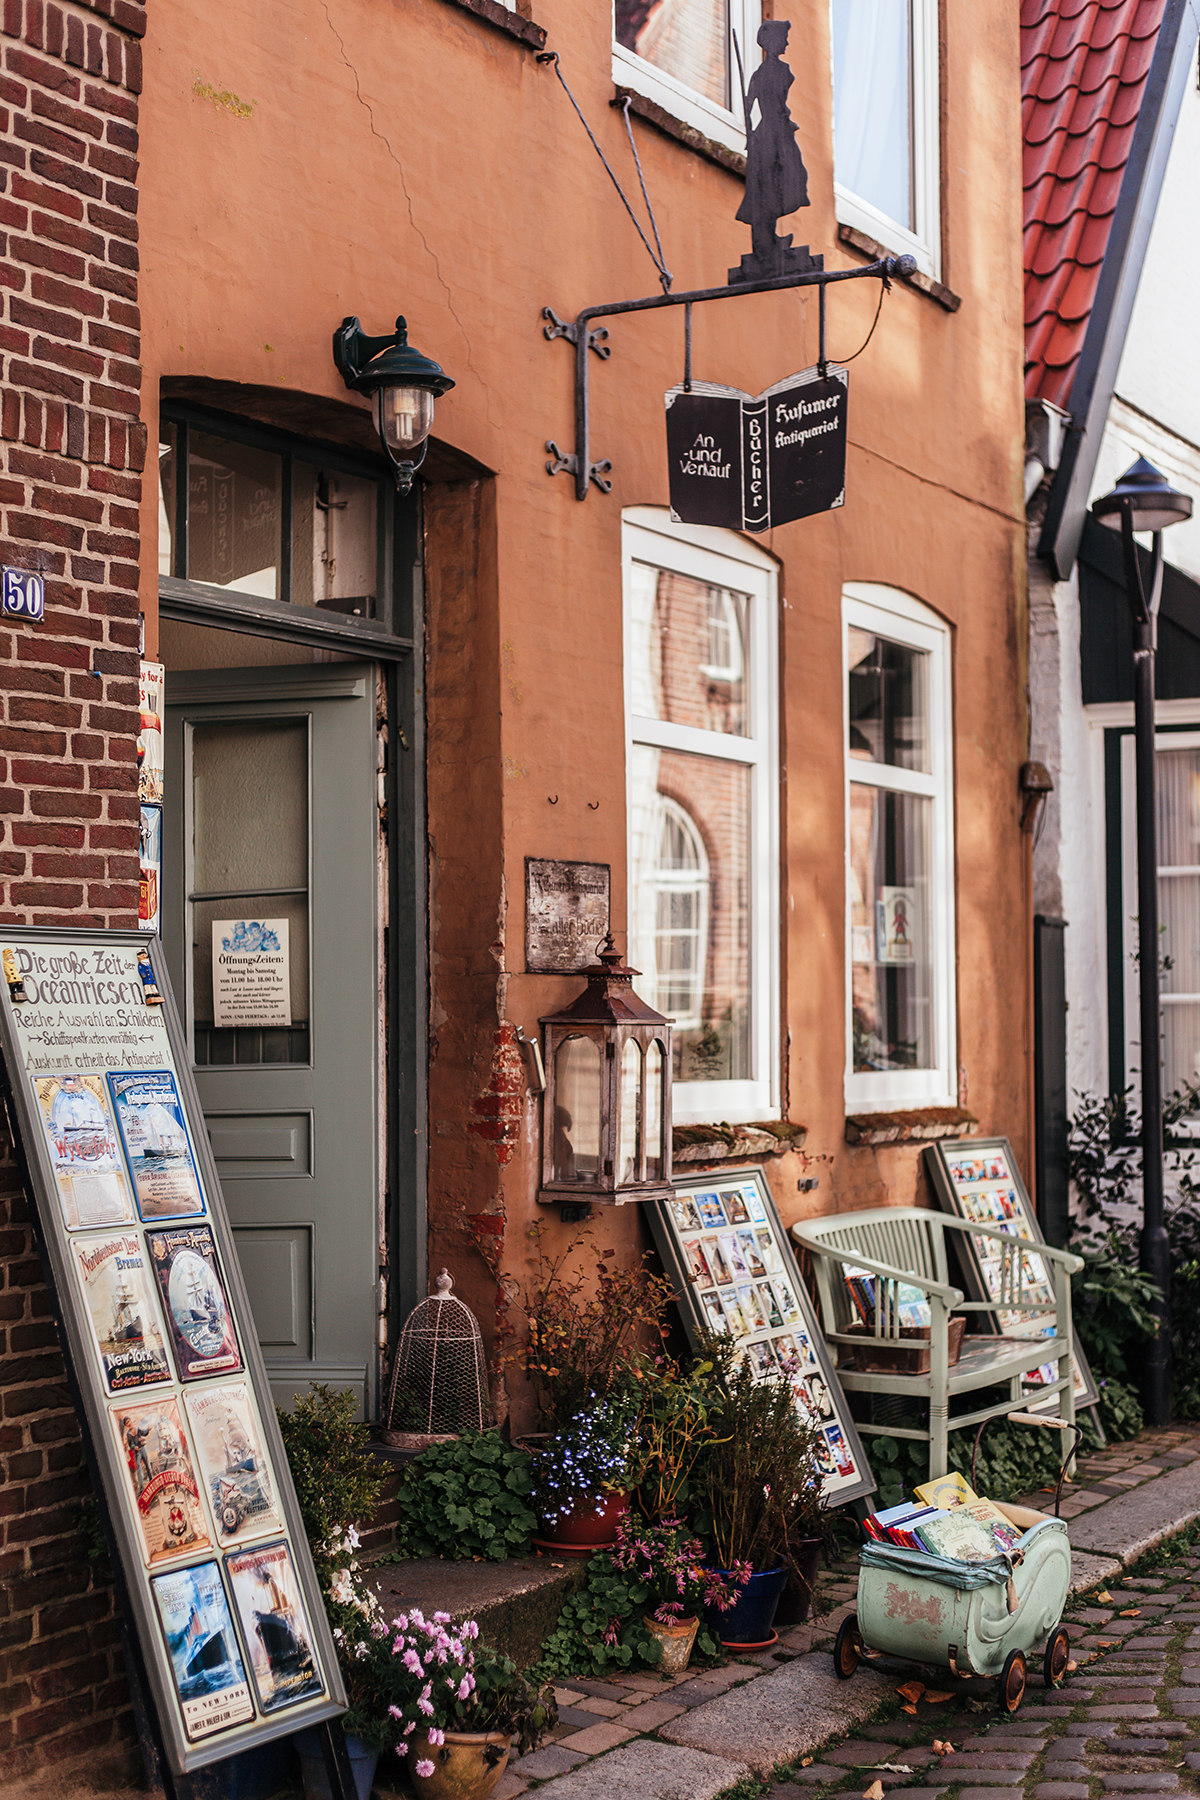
[[649, 1166, 875, 1507], [0, 929, 346, 1778], [924, 1137, 1101, 1417]]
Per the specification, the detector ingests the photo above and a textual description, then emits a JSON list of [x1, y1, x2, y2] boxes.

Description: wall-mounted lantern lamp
[[1091, 454, 1193, 1429], [332, 314, 455, 493], [539, 934, 674, 1209]]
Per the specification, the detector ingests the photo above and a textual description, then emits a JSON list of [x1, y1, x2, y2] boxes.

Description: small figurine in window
[[137, 947, 163, 1006]]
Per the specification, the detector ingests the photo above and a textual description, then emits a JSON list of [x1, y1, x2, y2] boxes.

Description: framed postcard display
[[924, 1138, 1101, 1418], [0, 930, 346, 1779], [649, 1166, 875, 1507]]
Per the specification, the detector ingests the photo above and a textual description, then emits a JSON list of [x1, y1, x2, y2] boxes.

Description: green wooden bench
[[791, 1207, 1084, 1482]]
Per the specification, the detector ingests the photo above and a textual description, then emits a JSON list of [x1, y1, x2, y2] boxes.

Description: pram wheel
[[1000, 1647, 1026, 1714], [1043, 1624, 1070, 1689], [833, 1613, 862, 1680]]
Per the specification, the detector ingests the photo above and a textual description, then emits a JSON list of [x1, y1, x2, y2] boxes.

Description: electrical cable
[[829, 277, 887, 365]]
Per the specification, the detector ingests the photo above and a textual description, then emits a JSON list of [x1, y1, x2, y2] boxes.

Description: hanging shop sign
[[0, 930, 345, 1778], [924, 1138, 1101, 1423], [665, 365, 847, 532], [211, 919, 291, 1029], [648, 1165, 875, 1507], [524, 858, 611, 973]]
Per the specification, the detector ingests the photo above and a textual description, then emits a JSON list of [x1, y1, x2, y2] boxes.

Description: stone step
[[366, 1552, 584, 1667]]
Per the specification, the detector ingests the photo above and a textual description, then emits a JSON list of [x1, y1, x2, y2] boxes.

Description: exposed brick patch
[[467, 1024, 525, 1166]]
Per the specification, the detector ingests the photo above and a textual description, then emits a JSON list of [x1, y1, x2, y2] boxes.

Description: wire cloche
[[385, 1268, 490, 1438]]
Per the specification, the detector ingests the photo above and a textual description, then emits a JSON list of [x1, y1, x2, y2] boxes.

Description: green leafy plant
[[608, 1513, 749, 1624], [630, 1358, 726, 1523], [276, 1383, 389, 1579], [1071, 1239, 1160, 1381], [532, 1553, 667, 1678], [397, 1429, 537, 1562], [1094, 1376, 1144, 1441]]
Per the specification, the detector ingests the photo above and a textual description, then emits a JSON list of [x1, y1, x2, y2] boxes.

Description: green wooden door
[[164, 663, 379, 1415]]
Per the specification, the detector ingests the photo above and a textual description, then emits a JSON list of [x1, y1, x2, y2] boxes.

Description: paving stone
[[1098, 1781, 1180, 1793], [779, 1763, 845, 1785], [1094, 1707, 1162, 1719], [1038, 1764, 1088, 1781], [558, 1722, 637, 1754], [612, 1699, 688, 1732], [1070, 1462, 1200, 1565], [1033, 1785, 1090, 1799], [527, 1739, 751, 1800], [1181, 1754, 1200, 1772], [938, 1755, 1035, 1770], [825, 1741, 901, 1766], [859, 1791, 947, 1800], [567, 1678, 641, 1701], [557, 1704, 613, 1727], [571, 1696, 628, 1717], [953, 1788, 1025, 1800], [511, 1743, 591, 1779], [1066, 1720, 1121, 1737], [1111, 1742, 1172, 1755], [661, 1654, 893, 1777], [492, 1777, 529, 1800]]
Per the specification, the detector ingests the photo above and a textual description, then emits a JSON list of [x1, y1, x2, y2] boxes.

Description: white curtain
[[831, 0, 912, 230]]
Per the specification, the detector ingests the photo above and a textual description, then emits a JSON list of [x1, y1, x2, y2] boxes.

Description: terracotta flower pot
[[644, 1611, 699, 1675], [406, 1728, 511, 1800], [534, 1490, 629, 1554]]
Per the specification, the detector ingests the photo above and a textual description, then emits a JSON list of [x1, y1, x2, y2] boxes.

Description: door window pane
[[628, 563, 748, 735], [831, 0, 913, 230], [847, 627, 928, 770], [630, 745, 751, 1082], [848, 784, 931, 1071], [616, 0, 729, 109], [188, 433, 283, 600], [293, 464, 378, 618], [158, 421, 177, 576], [1156, 745, 1200, 1094], [192, 894, 311, 1065]]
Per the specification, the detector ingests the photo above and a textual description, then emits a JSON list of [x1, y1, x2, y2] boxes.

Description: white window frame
[[843, 584, 955, 1110], [830, 0, 941, 280], [1119, 728, 1200, 1116], [623, 506, 779, 1125], [613, 0, 760, 159]]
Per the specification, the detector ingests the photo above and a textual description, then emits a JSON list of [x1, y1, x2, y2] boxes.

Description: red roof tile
[[1023, 0, 1169, 406]]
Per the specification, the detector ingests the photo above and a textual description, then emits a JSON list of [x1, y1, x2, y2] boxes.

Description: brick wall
[[0, 0, 145, 1784]]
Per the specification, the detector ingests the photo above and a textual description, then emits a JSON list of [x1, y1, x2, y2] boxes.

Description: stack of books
[[861, 1472, 1022, 1562], [843, 1264, 932, 1330]]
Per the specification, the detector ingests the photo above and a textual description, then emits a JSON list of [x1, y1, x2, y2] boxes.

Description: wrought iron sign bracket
[[542, 254, 915, 501]]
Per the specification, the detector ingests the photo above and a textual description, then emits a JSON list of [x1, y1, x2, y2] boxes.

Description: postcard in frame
[[649, 1166, 874, 1507], [150, 1560, 255, 1743], [32, 1072, 134, 1230], [107, 1069, 206, 1222], [109, 1395, 212, 1567], [73, 1229, 172, 1394], [185, 1382, 282, 1548], [147, 1223, 242, 1382], [924, 1137, 1100, 1416], [226, 1539, 325, 1714]]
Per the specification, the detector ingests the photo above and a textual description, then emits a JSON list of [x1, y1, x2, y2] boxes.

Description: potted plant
[[531, 1392, 638, 1551], [691, 1356, 830, 1648], [388, 1608, 556, 1800], [608, 1514, 750, 1673]]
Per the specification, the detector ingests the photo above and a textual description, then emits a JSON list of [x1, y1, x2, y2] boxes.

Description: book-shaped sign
[[0, 930, 345, 1777], [665, 364, 847, 533], [648, 1165, 875, 1507]]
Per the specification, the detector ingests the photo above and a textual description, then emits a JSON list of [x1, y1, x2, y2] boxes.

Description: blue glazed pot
[[707, 1565, 789, 1646], [294, 1728, 379, 1800]]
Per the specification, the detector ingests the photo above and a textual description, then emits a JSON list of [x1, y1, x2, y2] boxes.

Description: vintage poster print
[[73, 1231, 171, 1393], [110, 1397, 211, 1566], [33, 1073, 134, 1230], [148, 1225, 242, 1381], [186, 1383, 281, 1546], [150, 1561, 254, 1742], [108, 1070, 206, 1221], [226, 1541, 324, 1713]]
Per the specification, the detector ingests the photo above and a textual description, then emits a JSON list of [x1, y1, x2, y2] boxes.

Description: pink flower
[[428, 1728, 445, 1746], [415, 1759, 435, 1778], [403, 1649, 423, 1674], [417, 1696, 434, 1716], [403, 1721, 416, 1738], [457, 1675, 474, 1700], [388, 1706, 403, 1720]]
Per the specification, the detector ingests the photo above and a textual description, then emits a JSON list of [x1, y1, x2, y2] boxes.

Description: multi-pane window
[[1121, 732, 1200, 1104], [624, 510, 777, 1124], [614, 0, 761, 155], [844, 586, 955, 1108], [830, 0, 940, 278]]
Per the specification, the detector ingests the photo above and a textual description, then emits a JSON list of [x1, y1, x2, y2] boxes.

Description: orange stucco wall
[[137, 0, 1029, 1411]]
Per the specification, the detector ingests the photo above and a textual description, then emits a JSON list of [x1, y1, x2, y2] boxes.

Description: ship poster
[[109, 1396, 212, 1566], [150, 1561, 254, 1742], [226, 1540, 324, 1713], [186, 1382, 281, 1546], [148, 1225, 242, 1381], [32, 1073, 134, 1231], [73, 1230, 171, 1393], [107, 1069, 206, 1221]]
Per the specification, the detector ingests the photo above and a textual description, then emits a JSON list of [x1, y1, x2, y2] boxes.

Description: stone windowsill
[[844, 1107, 977, 1147], [837, 224, 961, 313], [673, 1120, 807, 1164], [612, 88, 747, 177], [438, 0, 546, 50]]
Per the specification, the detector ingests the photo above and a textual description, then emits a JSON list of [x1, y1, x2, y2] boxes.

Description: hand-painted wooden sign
[[665, 365, 847, 532]]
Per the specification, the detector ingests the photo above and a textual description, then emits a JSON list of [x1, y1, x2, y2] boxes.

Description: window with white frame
[[844, 586, 955, 1108], [1120, 729, 1200, 1110], [624, 508, 778, 1125], [614, 0, 760, 156], [830, 0, 940, 278]]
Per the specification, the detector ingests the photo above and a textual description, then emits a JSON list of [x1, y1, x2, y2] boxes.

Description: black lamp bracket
[[333, 316, 407, 390], [543, 254, 915, 501]]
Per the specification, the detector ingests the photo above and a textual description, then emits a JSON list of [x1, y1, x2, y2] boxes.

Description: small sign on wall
[[139, 661, 165, 804], [1, 567, 45, 620], [211, 920, 291, 1029], [525, 859, 610, 973]]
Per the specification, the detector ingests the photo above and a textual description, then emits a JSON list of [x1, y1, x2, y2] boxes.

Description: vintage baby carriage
[[832, 1418, 1078, 1713]]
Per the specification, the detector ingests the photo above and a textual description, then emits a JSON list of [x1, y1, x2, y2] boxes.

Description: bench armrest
[[791, 1228, 964, 1308], [939, 1216, 1083, 1274]]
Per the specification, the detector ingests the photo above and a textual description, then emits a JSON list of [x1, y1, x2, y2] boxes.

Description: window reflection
[[188, 433, 283, 600], [615, 0, 730, 109], [848, 784, 931, 1071], [847, 628, 928, 770], [629, 563, 748, 736]]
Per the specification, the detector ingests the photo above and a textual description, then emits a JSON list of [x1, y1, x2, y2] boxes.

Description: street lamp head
[[332, 314, 455, 493], [1092, 456, 1193, 534]]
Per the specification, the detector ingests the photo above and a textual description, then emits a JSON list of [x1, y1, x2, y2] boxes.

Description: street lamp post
[[1091, 457, 1193, 1427]]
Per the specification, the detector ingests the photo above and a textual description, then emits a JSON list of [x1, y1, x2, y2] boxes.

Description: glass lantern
[[539, 934, 673, 1206]]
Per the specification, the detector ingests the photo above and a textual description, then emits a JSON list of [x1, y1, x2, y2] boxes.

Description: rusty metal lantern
[[539, 933, 673, 1207]]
